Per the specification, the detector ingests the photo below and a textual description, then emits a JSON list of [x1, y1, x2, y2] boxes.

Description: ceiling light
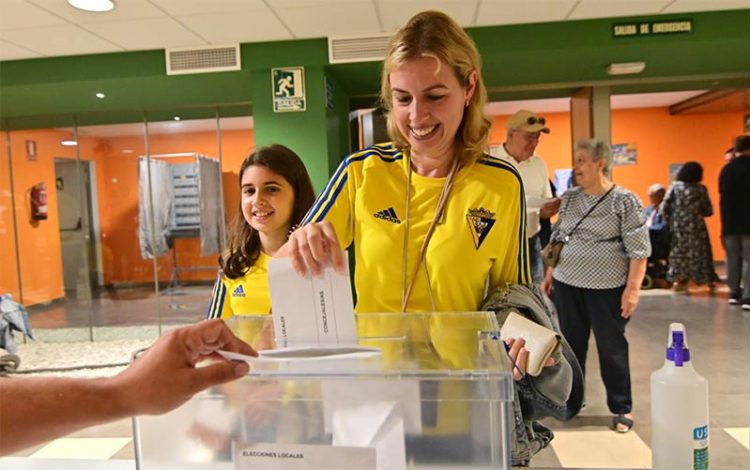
[[95, 92, 105, 99], [67, 0, 115, 12], [61, 140, 78, 147], [607, 62, 646, 75], [173, 116, 181, 121]]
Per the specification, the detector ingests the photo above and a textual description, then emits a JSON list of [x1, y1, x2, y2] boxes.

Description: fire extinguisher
[[31, 182, 48, 221]]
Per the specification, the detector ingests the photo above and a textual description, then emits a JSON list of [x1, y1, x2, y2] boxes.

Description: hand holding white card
[[267, 254, 356, 348]]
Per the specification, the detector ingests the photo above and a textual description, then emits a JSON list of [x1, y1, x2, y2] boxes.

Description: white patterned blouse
[[550, 186, 651, 289]]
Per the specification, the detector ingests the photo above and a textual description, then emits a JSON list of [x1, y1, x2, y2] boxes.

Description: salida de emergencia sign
[[272, 66, 306, 112]]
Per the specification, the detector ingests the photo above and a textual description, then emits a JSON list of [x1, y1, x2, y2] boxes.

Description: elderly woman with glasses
[[542, 139, 650, 434]]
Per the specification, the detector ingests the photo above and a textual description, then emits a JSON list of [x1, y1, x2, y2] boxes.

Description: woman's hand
[[283, 221, 345, 277], [540, 268, 554, 295], [505, 338, 556, 381], [620, 285, 640, 318]]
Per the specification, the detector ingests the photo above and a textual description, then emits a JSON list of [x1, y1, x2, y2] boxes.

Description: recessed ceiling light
[[95, 92, 105, 99], [61, 140, 78, 147], [67, 0, 115, 12], [173, 116, 181, 121], [606, 62, 646, 75]]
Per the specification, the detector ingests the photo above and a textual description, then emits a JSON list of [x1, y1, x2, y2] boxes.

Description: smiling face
[[240, 165, 295, 239], [389, 55, 475, 164], [573, 148, 606, 189]]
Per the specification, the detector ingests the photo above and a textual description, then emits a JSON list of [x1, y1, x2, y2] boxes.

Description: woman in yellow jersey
[[287, 10, 530, 340], [281, 11, 573, 463], [206, 145, 315, 321]]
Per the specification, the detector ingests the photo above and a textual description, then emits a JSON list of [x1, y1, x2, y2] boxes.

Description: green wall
[[1, 9, 749, 140]]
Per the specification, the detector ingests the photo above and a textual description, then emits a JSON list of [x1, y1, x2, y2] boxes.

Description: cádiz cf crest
[[466, 207, 496, 249]]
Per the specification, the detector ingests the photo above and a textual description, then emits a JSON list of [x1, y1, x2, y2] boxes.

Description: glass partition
[[1, 107, 255, 344], [4, 120, 99, 341]]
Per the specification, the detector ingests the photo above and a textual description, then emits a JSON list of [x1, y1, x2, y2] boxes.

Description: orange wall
[[0, 127, 254, 306], [1, 133, 20, 300], [94, 129, 255, 286], [1, 129, 85, 305], [491, 108, 746, 260]]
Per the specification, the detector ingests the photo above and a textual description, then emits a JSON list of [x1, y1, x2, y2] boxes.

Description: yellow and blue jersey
[[303, 142, 530, 314], [206, 251, 272, 319]]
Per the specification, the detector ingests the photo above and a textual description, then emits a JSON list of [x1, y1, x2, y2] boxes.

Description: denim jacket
[[481, 283, 584, 466]]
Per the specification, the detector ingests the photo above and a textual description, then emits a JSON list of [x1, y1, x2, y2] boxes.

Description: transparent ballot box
[[133, 312, 515, 469]]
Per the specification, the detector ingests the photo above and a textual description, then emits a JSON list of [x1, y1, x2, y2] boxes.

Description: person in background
[[644, 183, 667, 232], [719, 135, 750, 309], [644, 183, 670, 261], [283, 11, 573, 465], [662, 161, 719, 293], [541, 139, 650, 434], [206, 145, 315, 321], [538, 179, 557, 249], [0, 319, 256, 455], [496, 110, 561, 283]]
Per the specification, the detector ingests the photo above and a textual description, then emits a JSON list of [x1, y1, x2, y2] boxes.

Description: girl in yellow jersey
[[206, 145, 315, 321]]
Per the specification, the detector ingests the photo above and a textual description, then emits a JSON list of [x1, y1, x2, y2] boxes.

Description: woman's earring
[[465, 100, 470, 108]]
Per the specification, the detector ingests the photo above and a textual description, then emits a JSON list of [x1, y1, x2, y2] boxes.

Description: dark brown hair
[[221, 144, 315, 279], [676, 161, 703, 183]]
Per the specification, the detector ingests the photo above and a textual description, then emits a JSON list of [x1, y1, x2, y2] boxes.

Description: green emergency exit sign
[[613, 19, 693, 37]]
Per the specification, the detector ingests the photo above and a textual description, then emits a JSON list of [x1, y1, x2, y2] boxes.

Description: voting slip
[[268, 254, 356, 348]]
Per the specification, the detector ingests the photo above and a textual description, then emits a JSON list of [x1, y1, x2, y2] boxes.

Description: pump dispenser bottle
[[650, 323, 709, 470]]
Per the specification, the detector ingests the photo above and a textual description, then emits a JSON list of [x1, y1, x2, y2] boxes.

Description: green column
[[247, 38, 352, 193]]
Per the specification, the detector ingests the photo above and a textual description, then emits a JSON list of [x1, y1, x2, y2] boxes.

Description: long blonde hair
[[380, 10, 491, 165]]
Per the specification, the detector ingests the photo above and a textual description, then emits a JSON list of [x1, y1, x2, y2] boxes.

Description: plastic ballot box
[[133, 312, 515, 470]]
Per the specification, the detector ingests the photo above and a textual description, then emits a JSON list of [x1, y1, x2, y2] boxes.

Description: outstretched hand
[[111, 319, 257, 416]]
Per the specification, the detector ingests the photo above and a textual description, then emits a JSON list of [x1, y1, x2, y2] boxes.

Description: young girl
[[206, 144, 315, 320]]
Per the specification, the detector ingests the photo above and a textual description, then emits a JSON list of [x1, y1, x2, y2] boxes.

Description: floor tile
[[723, 427, 749, 450], [549, 429, 651, 468], [29, 438, 131, 460]]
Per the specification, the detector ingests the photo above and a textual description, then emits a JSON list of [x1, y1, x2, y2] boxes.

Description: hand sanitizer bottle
[[651, 323, 709, 470]]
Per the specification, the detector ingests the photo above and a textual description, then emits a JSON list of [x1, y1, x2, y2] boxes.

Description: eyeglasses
[[527, 116, 546, 125]]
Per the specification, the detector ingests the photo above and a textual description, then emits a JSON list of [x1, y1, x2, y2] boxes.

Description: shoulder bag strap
[[567, 185, 615, 238]]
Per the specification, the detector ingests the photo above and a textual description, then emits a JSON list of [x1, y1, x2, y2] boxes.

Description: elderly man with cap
[[496, 110, 561, 283], [720, 135, 750, 309]]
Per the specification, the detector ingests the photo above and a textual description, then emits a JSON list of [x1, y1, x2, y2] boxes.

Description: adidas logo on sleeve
[[232, 285, 246, 297], [373, 207, 401, 224]]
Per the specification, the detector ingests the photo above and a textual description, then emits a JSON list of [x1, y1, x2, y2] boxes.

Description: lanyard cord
[[401, 155, 461, 312]]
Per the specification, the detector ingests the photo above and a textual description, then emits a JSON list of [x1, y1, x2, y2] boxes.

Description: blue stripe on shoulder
[[477, 156, 530, 282], [303, 144, 403, 223], [206, 280, 226, 319]]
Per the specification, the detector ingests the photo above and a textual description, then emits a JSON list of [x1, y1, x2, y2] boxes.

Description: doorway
[[54, 158, 100, 299]]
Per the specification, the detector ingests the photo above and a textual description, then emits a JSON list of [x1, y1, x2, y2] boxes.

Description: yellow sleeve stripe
[[478, 156, 532, 284], [206, 276, 227, 319], [302, 144, 403, 224]]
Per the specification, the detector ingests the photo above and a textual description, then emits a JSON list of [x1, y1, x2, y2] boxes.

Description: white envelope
[[267, 254, 356, 348]]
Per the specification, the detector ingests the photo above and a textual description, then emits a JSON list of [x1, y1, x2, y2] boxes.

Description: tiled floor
[[4, 284, 749, 469]]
